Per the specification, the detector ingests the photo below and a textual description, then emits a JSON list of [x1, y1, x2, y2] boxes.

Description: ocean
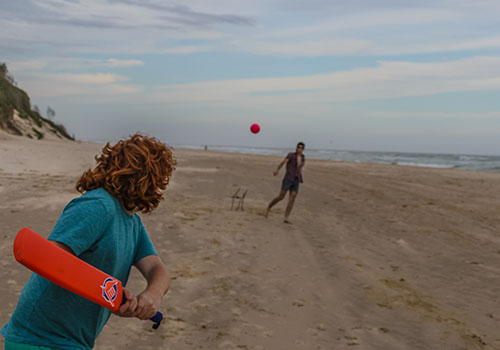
[[173, 144, 500, 172]]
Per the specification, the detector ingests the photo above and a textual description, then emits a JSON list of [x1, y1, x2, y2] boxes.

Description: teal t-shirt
[[1, 188, 158, 350]]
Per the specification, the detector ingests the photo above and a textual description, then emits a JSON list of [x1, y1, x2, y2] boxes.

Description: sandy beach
[[1, 131, 500, 350]]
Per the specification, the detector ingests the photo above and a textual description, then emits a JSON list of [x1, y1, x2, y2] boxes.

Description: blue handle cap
[[150, 312, 163, 329]]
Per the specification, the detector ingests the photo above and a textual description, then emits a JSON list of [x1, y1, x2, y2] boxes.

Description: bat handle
[[150, 312, 163, 330], [121, 292, 163, 329]]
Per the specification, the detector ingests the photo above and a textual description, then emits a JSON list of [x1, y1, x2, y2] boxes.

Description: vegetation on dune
[[0, 62, 74, 140]]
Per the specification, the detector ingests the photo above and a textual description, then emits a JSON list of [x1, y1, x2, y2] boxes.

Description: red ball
[[250, 123, 260, 134]]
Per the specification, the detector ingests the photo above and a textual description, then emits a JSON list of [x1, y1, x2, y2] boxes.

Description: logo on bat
[[101, 277, 119, 307]]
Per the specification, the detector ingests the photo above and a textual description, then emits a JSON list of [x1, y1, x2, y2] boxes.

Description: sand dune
[[1, 132, 500, 349]]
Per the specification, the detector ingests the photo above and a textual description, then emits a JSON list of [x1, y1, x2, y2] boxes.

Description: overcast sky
[[2, 0, 500, 154]]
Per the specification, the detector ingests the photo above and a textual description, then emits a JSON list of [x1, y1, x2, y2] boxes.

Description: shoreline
[[2, 130, 498, 174], [172, 144, 500, 173]]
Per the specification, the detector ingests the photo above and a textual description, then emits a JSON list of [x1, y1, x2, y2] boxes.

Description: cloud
[[12, 71, 139, 98], [229, 36, 500, 57], [105, 58, 144, 67], [280, 7, 460, 35], [147, 56, 500, 104], [7, 58, 50, 71], [57, 73, 127, 84], [163, 46, 210, 54], [10, 55, 500, 106], [3, 0, 500, 57], [7, 0, 253, 30], [8, 57, 144, 71], [244, 38, 371, 56], [370, 111, 500, 119], [0, 1, 233, 55], [133, 2, 255, 27], [224, 6, 500, 56]]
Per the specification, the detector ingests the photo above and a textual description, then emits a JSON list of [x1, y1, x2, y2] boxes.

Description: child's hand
[[114, 288, 138, 317], [133, 290, 162, 320]]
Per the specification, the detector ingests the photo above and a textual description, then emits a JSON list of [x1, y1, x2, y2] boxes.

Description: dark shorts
[[281, 177, 300, 193]]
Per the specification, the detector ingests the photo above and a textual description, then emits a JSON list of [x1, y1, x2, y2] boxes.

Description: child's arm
[[51, 241, 75, 254], [51, 240, 140, 316], [132, 255, 170, 320]]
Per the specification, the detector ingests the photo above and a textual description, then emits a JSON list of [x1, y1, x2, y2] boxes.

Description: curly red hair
[[76, 133, 176, 213]]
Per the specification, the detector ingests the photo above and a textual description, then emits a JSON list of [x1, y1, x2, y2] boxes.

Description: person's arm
[[51, 240, 140, 316], [131, 255, 170, 320], [52, 241, 75, 254], [273, 157, 288, 176]]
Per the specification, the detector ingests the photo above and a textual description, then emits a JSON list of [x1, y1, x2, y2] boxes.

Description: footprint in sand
[[292, 299, 305, 307], [306, 323, 327, 338]]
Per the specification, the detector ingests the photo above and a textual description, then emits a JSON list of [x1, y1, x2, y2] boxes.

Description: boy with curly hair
[[1, 133, 176, 350]]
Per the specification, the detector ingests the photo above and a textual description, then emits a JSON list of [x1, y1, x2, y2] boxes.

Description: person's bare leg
[[265, 190, 287, 218], [284, 191, 297, 223]]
